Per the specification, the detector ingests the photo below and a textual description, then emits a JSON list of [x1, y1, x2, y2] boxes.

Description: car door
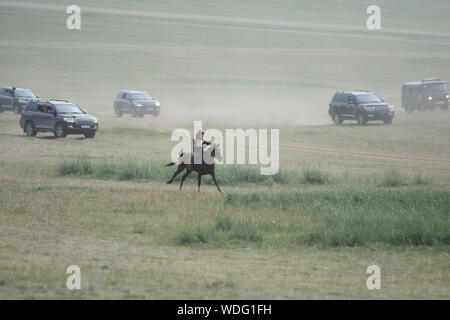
[[117, 92, 127, 112], [347, 95, 358, 116], [336, 93, 348, 116], [125, 93, 133, 112], [0, 88, 6, 107], [34, 102, 47, 129], [3, 88, 15, 110], [43, 104, 57, 129], [332, 93, 344, 115]]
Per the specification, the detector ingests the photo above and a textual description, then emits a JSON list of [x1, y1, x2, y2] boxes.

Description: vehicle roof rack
[[48, 99, 70, 102], [421, 78, 441, 82]]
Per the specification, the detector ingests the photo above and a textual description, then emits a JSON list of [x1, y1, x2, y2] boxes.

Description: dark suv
[[402, 78, 449, 112], [0, 86, 39, 114], [20, 99, 98, 138], [113, 90, 161, 117], [328, 91, 395, 125]]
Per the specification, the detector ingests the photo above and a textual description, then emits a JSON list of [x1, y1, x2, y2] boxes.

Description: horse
[[165, 143, 223, 193]]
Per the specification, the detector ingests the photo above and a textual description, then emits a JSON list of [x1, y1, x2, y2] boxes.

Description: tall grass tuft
[[379, 170, 408, 187], [302, 168, 327, 184], [58, 158, 93, 175], [176, 226, 210, 245]]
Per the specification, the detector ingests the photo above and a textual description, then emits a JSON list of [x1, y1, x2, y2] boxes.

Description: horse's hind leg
[[179, 168, 193, 191], [167, 164, 185, 184]]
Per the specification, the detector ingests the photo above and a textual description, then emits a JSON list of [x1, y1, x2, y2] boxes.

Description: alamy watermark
[[66, 5, 81, 30], [366, 5, 381, 30], [366, 265, 381, 289], [170, 121, 279, 175], [66, 265, 81, 290]]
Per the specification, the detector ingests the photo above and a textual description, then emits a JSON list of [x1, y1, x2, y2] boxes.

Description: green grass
[[225, 189, 450, 246], [302, 168, 328, 184], [57, 158, 305, 185], [176, 216, 263, 246]]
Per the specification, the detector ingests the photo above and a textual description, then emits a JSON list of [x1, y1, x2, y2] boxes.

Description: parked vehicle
[[328, 90, 395, 125], [113, 90, 161, 117], [402, 78, 449, 112], [0, 86, 39, 114], [20, 99, 98, 138]]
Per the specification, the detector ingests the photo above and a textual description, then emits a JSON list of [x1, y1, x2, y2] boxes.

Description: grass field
[[0, 0, 449, 299]]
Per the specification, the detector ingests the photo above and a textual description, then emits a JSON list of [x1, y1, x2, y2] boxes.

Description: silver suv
[[113, 90, 161, 118]]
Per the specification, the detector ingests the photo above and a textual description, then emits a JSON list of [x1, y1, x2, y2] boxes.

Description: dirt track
[[2, 0, 450, 40], [281, 142, 450, 163]]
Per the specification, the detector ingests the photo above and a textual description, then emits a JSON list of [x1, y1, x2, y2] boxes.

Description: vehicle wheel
[[115, 107, 123, 117], [131, 107, 138, 117], [419, 104, 426, 112], [357, 113, 367, 126], [54, 123, 67, 138], [153, 111, 160, 117], [25, 121, 37, 136], [84, 132, 96, 138], [439, 105, 449, 111], [333, 112, 342, 125], [13, 105, 20, 114], [383, 117, 393, 125], [138, 112, 144, 118]]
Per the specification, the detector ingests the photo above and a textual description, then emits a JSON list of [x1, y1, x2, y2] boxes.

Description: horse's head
[[206, 143, 222, 162], [213, 143, 222, 161]]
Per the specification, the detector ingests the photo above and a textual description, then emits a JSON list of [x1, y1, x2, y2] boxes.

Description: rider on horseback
[[193, 130, 211, 164]]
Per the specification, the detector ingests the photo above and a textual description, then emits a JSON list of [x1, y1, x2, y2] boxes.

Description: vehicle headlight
[[135, 103, 143, 107], [446, 94, 449, 99], [364, 106, 375, 112], [64, 117, 76, 122], [388, 105, 395, 111], [93, 118, 98, 123], [428, 96, 433, 101], [18, 99, 27, 104], [155, 101, 160, 107]]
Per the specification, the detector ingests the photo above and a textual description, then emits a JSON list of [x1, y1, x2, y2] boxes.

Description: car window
[[54, 103, 83, 114], [46, 105, 55, 114], [355, 94, 382, 103], [26, 102, 37, 111], [14, 88, 37, 98], [121, 93, 127, 99], [37, 104, 44, 112], [131, 92, 152, 100], [333, 93, 340, 102], [340, 94, 348, 103], [348, 95, 356, 104], [0, 88, 4, 95], [422, 83, 448, 94]]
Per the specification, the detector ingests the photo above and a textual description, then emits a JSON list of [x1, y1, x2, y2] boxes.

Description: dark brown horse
[[165, 143, 223, 193]]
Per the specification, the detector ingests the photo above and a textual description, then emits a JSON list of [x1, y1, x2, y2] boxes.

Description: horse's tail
[[165, 152, 184, 167]]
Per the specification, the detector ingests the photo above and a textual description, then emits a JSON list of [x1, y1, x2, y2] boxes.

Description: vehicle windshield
[[54, 103, 84, 114], [422, 83, 448, 94], [356, 94, 383, 104], [15, 88, 37, 98], [131, 92, 152, 100]]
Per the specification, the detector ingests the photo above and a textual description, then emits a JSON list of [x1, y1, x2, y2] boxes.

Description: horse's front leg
[[167, 164, 185, 184], [210, 171, 222, 193], [179, 168, 193, 191], [197, 173, 202, 192]]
